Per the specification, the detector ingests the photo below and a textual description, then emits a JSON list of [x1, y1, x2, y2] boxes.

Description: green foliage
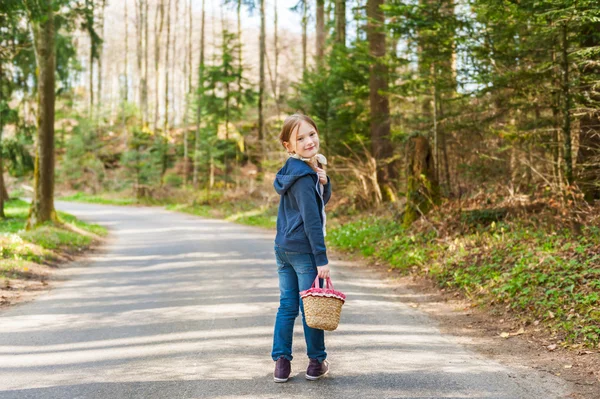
[[0, 199, 107, 281], [328, 214, 600, 347], [1, 136, 34, 177], [120, 126, 163, 188], [291, 43, 371, 155]]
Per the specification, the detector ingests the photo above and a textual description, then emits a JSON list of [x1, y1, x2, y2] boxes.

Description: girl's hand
[[317, 264, 330, 279], [315, 167, 328, 185]]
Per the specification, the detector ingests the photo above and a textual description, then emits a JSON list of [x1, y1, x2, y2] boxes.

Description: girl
[[271, 114, 331, 383]]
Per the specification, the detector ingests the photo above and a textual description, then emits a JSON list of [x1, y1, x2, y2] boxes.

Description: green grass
[[59, 192, 137, 206], [328, 216, 600, 347], [166, 201, 278, 229], [1, 199, 107, 281]]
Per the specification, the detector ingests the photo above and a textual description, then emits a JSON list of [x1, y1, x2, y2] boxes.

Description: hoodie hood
[[274, 158, 317, 195]]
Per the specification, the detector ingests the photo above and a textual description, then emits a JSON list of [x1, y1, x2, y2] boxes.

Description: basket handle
[[312, 276, 334, 289]]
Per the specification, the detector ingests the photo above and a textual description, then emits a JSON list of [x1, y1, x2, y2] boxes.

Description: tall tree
[[153, 0, 165, 131], [316, 0, 325, 66], [302, 1, 308, 73], [273, 0, 279, 117], [135, 0, 144, 109], [367, 0, 395, 200], [84, 0, 97, 116], [96, 0, 106, 119], [257, 0, 265, 172], [124, 0, 129, 103], [576, 19, 600, 201], [26, 0, 58, 227], [335, 0, 346, 46], [164, 0, 172, 134], [193, 0, 206, 188]]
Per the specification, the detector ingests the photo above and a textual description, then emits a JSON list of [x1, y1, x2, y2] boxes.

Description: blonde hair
[[278, 113, 319, 152]]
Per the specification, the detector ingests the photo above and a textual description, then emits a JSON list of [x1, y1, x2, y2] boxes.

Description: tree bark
[[27, 2, 57, 228], [0, 62, 5, 217], [274, 0, 279, 117], [257, 0, 265, 173], [237, 0, 243, 107], [193, 0, 206, 188], [576, 21, 600, 202], [96, 0, 106, 121], [154, 0, 165, 132], [143, 0, 149, 124], [164, 0, 172, 134], [302, 0, 307, 73], [403, 135, 440, 227], [316, 0, 325, 66], [335, 0, 346, 46], [367, 0, 395, 200], [136, 0, 143, 108], [87, 0, 95, 116], [561, 22, 573, 185], [124, 0, 129, 103], [183, 0, 192, 183]]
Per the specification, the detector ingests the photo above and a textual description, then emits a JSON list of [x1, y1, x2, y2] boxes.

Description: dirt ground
[[331, 249, 600, 399], [0, 242, 105, 311]]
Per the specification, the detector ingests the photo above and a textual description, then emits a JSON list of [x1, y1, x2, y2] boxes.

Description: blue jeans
[[271, 245, 327, 363]]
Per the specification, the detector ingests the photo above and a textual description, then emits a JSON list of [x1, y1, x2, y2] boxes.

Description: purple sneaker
[[274, 356, 291, 383], [306, 358, 329, 380]]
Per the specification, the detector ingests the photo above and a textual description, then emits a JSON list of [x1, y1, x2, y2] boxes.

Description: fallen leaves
[[499, 327, 526, 339]]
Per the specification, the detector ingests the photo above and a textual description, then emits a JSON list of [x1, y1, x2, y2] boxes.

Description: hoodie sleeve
[[290, 175, 328, 266], [323, 176, 332, 205]]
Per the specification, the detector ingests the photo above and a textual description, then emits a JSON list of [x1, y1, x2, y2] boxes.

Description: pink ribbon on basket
[[300, 276, 346, 302]]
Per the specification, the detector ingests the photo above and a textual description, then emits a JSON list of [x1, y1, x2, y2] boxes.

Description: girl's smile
[[286, 121, 320, 158]]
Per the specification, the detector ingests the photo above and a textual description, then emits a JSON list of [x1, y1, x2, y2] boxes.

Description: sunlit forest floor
[[0, 199, 107, 308]]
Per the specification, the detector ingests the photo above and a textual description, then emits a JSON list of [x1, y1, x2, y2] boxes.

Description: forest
[[1, 0, 600, 348]]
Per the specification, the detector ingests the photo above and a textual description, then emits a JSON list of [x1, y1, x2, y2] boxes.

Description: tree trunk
[[87, 0, 95, 117], [160, 0, 172, 185], [124, 0, 129, 103], [257, 0, 265, 173], [316, 0, 325, 66], [274, 0, 279, 118], [143, 0, 149, 124], [0, 62, 5, 217], [237, 0, 243, 107], [96, 0, 106, 121], [154, 0, 165, 132], [367, 0, 395, 201], [193, 0, 206, 188], [171, 0, 179, 129], [183, 0, 192, 183], [576, 21, 600, 202], [136, 0, 143, 108], [302, 0, 307, 73], [335, 0, 346, 46], [164, 0, 172, 134], [27, 2, 57, 228], [561, 22, 573, 185], [403, 135, 440, 228]]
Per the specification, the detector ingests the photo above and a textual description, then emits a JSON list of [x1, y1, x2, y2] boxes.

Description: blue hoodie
[[274, 157, 332, 266]]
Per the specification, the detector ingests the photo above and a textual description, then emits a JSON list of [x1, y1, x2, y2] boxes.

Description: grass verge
[[1, 199, 108, 290], [327, 215, 600, 348]]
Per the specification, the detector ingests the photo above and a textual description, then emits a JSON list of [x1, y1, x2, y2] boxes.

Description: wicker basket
[[301, 276, 346, 331]]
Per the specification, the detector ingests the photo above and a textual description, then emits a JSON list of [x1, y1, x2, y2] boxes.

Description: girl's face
[[285, 121, 320, 158]]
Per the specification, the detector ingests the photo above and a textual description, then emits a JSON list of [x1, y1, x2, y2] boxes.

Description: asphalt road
[[0, 201, 571, 398]]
